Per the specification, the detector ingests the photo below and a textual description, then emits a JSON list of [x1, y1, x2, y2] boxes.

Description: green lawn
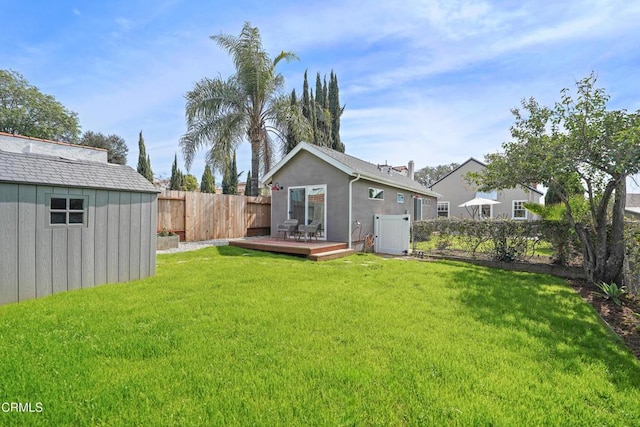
[[1, 246, 639, 425]]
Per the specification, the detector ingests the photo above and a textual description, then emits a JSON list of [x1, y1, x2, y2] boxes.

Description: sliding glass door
[[288, 185, 326, 239]]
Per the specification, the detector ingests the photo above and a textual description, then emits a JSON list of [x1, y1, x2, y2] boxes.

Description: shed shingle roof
[[0, 150, 159, 193]]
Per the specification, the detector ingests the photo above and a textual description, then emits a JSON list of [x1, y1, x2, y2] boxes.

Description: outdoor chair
[[295, 220, 321, 242], [276, 219, 299, 240]]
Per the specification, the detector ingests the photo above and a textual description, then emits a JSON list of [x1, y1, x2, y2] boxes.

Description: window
[[512, 200, 527, 220], [48, 195, 88, 227], [397, 193, 405, 204], [369, 188, 384, 200], [437, 201, 449, 218]]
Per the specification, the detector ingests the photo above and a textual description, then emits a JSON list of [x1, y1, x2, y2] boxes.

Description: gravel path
[[156, 237, 260, 254], [156, 238, 233, 254]]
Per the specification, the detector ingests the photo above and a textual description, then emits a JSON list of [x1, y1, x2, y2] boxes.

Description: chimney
[[408, 160, 415, 180]]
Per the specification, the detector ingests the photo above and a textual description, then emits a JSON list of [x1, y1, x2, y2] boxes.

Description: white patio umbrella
[[458, 197, 500, 219]]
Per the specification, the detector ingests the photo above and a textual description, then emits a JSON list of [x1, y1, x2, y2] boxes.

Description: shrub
[[594, 282, 627, 306]]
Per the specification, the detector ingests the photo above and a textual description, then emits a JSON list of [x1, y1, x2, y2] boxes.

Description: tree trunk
[[603, 179, 626, 284], [578, 178, 626, 285]]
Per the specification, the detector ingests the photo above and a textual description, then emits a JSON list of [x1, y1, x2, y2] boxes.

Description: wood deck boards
[[229, 238, 352, 260]]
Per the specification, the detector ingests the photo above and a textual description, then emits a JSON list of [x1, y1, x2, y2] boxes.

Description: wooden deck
[[229, 237, 354, 261]]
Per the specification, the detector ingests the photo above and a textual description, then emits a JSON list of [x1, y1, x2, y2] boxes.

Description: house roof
[[0, 150, 159, 193], [262, 142, 440, 198], [430, 157, 543, 196]]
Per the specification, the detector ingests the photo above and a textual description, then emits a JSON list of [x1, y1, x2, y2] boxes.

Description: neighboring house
[[0, 132, 159, 306], [625, 193, 640, 218], [262, 142, 440, 246], [430, 158, 543, 220]]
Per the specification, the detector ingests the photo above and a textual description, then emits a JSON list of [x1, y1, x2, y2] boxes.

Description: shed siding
[[52, 187, 69, 294], [81, 189, 96, 288], [67, 188, 83, 291], [18, 185, 37, 301], [0, 184, 19, 304], [35, 186, 53, 298], [0, 184, 157, 305], [94, 190, 109, 286], [118, 192, 131, 283], [106, 191, 120, 284], [149, 193, 158, 276], [140, 193, 151, 278], [129, 193, 142, 281]]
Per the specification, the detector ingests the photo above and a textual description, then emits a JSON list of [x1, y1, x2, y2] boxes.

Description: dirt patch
[[568, 279, 640, 359]]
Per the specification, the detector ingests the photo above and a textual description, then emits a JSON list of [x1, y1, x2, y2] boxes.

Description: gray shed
[[0, 133, 159, 305], [262, 142, 440, 247]]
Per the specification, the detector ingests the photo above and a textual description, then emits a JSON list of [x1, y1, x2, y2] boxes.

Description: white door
[[373, 214, 410, 255]]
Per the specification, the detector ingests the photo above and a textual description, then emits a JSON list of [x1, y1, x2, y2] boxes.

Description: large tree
[[136, 131, 153, 182], [80, 131, 128, 165], [415, 163, 459, 187], [170, 154, 184, 191], [475, 74, 640, 285], [328, 70, 345, 152], [200, 164, 215, 193], [0, 69, 80, 142], [180, 22, 301, 196]]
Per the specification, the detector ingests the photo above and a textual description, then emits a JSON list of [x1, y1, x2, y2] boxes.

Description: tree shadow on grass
[[448, 260, 640, 391]]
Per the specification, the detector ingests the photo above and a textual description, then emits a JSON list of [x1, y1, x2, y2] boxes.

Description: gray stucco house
[[261, 142, 440, 246], [430, 158, 543, 220], [0, 133, 159, 305]]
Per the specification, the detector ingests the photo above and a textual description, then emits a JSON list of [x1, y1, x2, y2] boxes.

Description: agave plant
[[594, 282, 626, 306]]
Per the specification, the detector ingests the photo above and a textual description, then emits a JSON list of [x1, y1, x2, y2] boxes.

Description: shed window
[[48, 195, 88, 227], [369, 188, 384, 200]]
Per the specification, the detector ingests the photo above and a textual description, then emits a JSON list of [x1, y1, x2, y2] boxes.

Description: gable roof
[[0, 150, 159, 193], [430, 157, 543, 196], [262, 142, 440, 197]]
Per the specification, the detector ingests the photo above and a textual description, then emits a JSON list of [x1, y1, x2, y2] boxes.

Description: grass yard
[[1, 246, 639, 425]]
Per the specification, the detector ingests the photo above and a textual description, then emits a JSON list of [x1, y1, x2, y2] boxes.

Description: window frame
[[368, 187, 384, 200], [46, 194, 89, 228], [512, 200, 527, 220], [437, 201, 450, 218]]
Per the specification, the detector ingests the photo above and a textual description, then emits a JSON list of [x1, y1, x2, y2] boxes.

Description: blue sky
[[3, 0, 640, 188]]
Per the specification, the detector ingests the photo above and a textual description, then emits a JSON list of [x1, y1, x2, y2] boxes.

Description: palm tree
[[180, 22, 306, 196]]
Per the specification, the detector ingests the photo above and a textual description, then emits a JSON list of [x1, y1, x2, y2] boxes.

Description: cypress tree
[[329, 71, 345, 152], [136, 131, 153, 182], [315, 73, 323, 109], [146, 154, 153, 180], [230, 151, 238, 195], [222, 152, 239, 195], [310, 90, 318, 145], [170, 154, 183, 190], [200, 164, 215, 193], [302, 70, 310, 120], [245, 171, 252, 197], [284, 89, 299, 154]]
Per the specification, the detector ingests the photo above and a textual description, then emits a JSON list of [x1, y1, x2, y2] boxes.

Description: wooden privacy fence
[[157, 190, 271, 241]]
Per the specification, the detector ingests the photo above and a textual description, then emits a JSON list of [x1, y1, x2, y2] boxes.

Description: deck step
[[308, 249, 355, 261]]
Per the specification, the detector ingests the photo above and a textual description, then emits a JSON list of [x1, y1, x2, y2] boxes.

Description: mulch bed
[[568, 279, 640, 359]]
